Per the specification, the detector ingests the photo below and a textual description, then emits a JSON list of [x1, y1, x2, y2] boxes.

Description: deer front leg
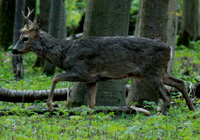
[[47, 77, 58, 112], [86, 82, 97, 109], [47, 72, 89, 112]]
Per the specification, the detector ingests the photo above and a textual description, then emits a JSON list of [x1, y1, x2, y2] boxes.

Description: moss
[[65, 100, 84, 107]]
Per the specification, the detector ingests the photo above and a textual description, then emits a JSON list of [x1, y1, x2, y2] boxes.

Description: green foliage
[[0, 51, 71, 90], [174, 42, 200, 83], [36, 0, 40, 15], [66, 0, 87, 28], [0, 106, 199, 139], [130, 0, 140, 14], [178, 0, 183, 15]]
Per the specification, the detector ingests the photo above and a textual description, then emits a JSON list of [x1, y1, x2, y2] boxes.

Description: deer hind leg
[[47, 72, 89, 112], [141, 76, 171, 115], [86, 82, 97, 109], [163, 71, 196, 112], [157, 83, 172, 115]]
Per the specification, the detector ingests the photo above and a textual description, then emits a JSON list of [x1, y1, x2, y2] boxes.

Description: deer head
[[12, 8, 42, 55]]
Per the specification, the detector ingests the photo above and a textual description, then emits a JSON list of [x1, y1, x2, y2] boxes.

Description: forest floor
[[0, 43, 200, 139]]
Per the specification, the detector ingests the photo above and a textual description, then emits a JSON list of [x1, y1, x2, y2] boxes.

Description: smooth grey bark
[[133, 0, 141, 36], [40, 0, 51, 32], [33, 0, 51, 68], [67, 0, 132, 107], [138, 0, 169, 42], [127, 0, 169, 106], [0, 0, 15, 50], [167, 0, 178, 73], [43, 0, 62, 75], [83, 0, 131, 36], [177, 0, 199, 46], [0, 87, 70, 103], [24, 0, 36, 68], [58, 0, 67, 40], [48, 0, 62, 38], [12, 0, 25, 80]]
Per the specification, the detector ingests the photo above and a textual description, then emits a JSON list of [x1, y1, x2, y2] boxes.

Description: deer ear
[[33, 14, 42, 30]]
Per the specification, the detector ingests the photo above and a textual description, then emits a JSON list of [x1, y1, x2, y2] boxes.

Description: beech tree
[[43, 0, 62, 75], [33, 0, 51, 68], [167, 0, 178, 73], [12, 0, 25, 80], [43, 0, 66, 75], [59, 0, 67, 40], [177, 0, 199, 46], [66, 0, 132, 107], [127, 0, 178, 106]]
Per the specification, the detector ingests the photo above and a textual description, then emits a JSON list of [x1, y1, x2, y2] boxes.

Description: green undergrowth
[[0, 43, 200, 139], [0, 106, 199, 139], [174, 41, 200, 83], [0, 51, 73, 90]]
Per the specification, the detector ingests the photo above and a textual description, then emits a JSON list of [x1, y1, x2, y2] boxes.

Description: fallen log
[[0, 82, 199, 103], [0, 86, 71, 103]]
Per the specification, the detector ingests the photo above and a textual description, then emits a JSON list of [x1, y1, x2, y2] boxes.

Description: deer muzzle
[[12, 40, 24, 55], [12, 49, 22, 55]]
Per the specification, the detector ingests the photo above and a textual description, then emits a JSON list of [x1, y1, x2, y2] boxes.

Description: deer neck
[[30, 31, 72, 68]]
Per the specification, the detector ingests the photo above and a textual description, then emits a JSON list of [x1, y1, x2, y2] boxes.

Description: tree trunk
[[40, 0, 51, 32], [58, 0, 66, 40], [66, 0, 131, 107], [133, 0, 142, 36], [25, 0, 37, 68], [33, 0, 51, 68], [48, 0, 62, 46], [177, 0, 199, 46], [12, 0, 25, 80], [43, 0, 62, 75], [167, 0, 178, 73], [127, 0, 170, 106], [25, 0, 36, 21], [0, 0, 15, 50], [139, 0, 169, 42]]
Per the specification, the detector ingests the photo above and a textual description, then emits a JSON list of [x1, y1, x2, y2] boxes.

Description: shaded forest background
[[0, 0, 199, 50], [0, 0, 200, 139], [0, 0, 200, 104]]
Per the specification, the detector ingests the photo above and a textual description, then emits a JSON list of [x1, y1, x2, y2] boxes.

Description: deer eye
[[22, 37, 29, 42]]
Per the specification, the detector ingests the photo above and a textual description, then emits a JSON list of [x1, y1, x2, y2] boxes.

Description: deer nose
[[12, 49, 22, 54]]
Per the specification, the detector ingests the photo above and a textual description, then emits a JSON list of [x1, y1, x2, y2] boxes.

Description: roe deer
[[12, 10, 195, 114]]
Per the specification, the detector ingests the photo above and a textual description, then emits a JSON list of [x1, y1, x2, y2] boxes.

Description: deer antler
[[22, 7, 34, 29]]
